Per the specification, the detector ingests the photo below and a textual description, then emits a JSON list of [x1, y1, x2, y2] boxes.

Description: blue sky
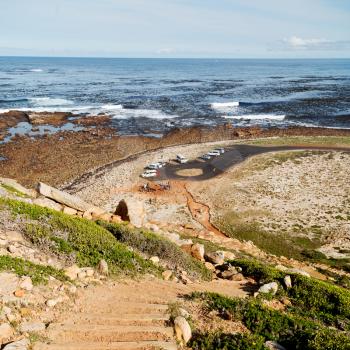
[[1, 0, 349, 58]]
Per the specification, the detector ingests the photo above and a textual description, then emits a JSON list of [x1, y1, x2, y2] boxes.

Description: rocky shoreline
[[1, 110, 350, 187]]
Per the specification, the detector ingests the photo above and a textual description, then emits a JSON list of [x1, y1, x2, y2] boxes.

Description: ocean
[[0, 57, 350, 135]]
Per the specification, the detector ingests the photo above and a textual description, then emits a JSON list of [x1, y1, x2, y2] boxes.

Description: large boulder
[[38, 182, 97, 212], [3, 338, 29, 350], [0, 178, 37, 198], [174, 316, 192, 345], [115, 199, 145, 228]]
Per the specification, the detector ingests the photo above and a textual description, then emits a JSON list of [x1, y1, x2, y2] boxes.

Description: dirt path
[[33, 278, 251, 350]]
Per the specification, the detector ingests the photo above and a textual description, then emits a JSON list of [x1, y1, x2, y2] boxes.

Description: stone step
[[34, 340, 178, 350], [49, 325, 174, 343], [66, 314, 170, 326], [81, 303, 169, 314]]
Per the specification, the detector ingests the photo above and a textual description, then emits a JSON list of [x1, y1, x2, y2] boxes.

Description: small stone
[[219, 270, 237, 280], [222, 251, 236, 261], [265, 340, 287, 350], [19, 321, 46, 333], [162, 270, 173, 281], [231, 273, 244, 281], [14, 289, 25, 298], [281, 297, 292, 306], [85, 268, 94, 277], [174, 316, 192, 345], [46, 299, 58, 307], [7, 245, 17, 254], [19, 277, 33, 291], [2, 306, 12, 315], [284, 275, 292, 289], [258, 282, 278, 295], [287, 268, 310, 277], [0, 323, 14, 344], [97, 259, 108, 275], [3, 338, 30, 350], [204, 251, 225, 265], [149, 256, 160, 264], [19, 308, 31, 317]]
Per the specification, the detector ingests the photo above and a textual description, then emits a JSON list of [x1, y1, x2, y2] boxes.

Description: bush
[[0, 255, 67, 285], [191, 292, 350, 350], [0, 198, 159, 276], [189, 331, 267, 350], [100, 222, 212, 281]]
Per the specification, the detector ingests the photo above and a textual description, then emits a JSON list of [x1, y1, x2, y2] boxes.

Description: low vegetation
[[101, 222, 212, 280], [187, 258, 350, 349], [0, 255, 67, 284], [0, 197, 159, 276]]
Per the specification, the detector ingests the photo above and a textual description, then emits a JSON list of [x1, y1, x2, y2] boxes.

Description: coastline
[[0, 115, 350, 188]]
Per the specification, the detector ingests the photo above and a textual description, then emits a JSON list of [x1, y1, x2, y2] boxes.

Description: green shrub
[[0, 255, 67, 284], [189, 331, 267, 350], [0, 198, 159, 276], [191, 292, 350, 350], [100, 222, 212, 281]]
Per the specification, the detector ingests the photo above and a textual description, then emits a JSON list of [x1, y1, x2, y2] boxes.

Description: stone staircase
[[34, 300, 178, 350]]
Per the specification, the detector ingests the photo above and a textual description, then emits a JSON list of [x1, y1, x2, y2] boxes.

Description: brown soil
[[33, 277, 251, 350], [1, 121, 350, 187]]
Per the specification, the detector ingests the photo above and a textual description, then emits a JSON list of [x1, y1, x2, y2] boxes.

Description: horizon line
[[0, 55, 349, 60]]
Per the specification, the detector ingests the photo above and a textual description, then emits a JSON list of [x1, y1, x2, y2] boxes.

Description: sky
[[0, 0, 349, 58]]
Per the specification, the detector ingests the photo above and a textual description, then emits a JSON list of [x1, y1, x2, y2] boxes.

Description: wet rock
[[191, 243, 205, 261], [258, 282, 278, 295], [97, 259, 108, 275], [174, 316, 192, 345]]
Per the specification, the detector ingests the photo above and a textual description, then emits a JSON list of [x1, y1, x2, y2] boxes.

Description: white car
[[141, 170, 157, 178], [176, 155, 188, 164], [214, 148, 225, 154], [146, 162, 166, 170], [207, 150, 221, 156], [199, 154, 211, 161]]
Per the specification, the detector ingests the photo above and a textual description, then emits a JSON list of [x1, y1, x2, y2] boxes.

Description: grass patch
[[100, 222, 212, 281], [190, 291, 350, 350], [0, 197, 159, 277], [0, 255, 67, 285]]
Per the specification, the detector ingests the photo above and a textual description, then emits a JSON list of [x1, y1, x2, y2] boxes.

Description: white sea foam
[[223, 114, 285, 121], [111, 108, 178, 120], [211, 101, 240, 110], [101, 104, 123, 110], [30, 69, 43, 72], [29, 97, 74, 107]]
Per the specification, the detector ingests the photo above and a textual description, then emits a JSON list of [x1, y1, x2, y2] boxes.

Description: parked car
[[146, 162, 165, 170], [199, 154, 211, 160], [207, 150, 221, 156], [141, 170, 157, 178], [176, 154, 188, 164], [214, 148, 225, 154]]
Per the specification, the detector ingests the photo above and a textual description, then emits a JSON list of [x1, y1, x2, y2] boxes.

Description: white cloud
[[281, 36, 350, 50]]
